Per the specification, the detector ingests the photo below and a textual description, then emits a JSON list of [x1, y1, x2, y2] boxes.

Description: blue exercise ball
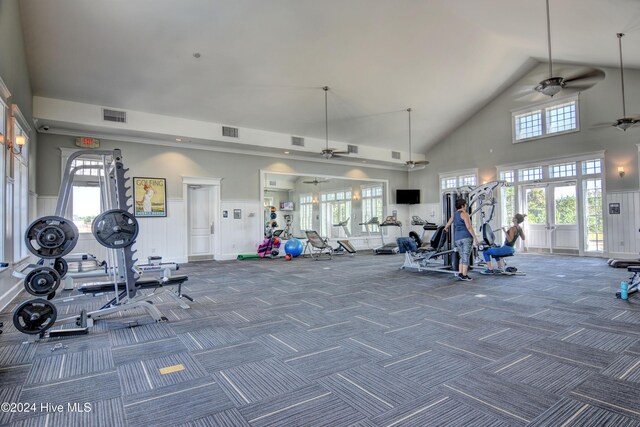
[[284, 238, 304, 257]]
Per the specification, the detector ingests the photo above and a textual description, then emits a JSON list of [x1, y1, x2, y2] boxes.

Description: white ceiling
[[19, 0, 640, 155]]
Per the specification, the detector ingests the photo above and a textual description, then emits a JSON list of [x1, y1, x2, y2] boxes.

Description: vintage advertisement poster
[[133, 177, 167, 217]]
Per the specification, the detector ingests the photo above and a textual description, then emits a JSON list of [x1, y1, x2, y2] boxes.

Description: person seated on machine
[[480, 213, 526, 274]]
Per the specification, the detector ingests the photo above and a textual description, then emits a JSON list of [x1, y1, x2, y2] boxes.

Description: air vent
[[391, 151, 401, 160], [222, 126, 239, 138], [291, 136, 305, 147], [269, 180, 277, 186], [103, 108, 127, 123], [347, 145, 358, 154]]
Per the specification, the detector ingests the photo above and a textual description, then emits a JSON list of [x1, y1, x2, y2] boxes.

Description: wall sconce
[[11, 135, 26, 155], [618, 166, 625, 178], [353, 193, 360, 201], [312, 197, 318, 205]]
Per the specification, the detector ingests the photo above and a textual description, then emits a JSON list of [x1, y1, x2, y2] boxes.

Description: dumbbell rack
[[13, 149, 166, 338]]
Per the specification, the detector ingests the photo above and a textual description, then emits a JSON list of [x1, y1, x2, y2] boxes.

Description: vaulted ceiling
[[19, 0, 640, 156]]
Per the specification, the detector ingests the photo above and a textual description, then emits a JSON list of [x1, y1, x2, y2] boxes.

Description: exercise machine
[[476, 223, 525, 276], [332, 218, 351, 237], [399, 226, 459, 275], [375, 216, 402, 254]]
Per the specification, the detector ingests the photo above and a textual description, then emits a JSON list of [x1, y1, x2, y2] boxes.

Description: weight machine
[[400, 181, 505, 275], [12, 149, 187, 337]]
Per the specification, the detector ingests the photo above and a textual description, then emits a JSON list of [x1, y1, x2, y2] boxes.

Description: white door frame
[[182, 176, 222, 260]]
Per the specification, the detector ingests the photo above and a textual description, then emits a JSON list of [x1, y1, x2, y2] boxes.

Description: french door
[[521, 182, 578, 252]]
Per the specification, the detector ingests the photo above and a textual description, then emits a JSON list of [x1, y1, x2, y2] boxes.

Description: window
[[361, 185, 383, 233], [62, 154, 105, 233], [299, 195, 313, 232], [499, 171, 515, 226], [440, 172, 478, 190], [0, 98, 5, 260], [518, 167, 543, 182], [13, 121, 29, 261], [549, 162, 576, 179], [514, 110, 542, 140], [582, 159, 601, 175], [460, 175, 476, 186], [583, 179, 603, 252], [499, 171, 514, 183], [320, 190, 351, 237], [441, 178, 457, 189], [546, 101, 577, 134], [513, 97, 578, 142]]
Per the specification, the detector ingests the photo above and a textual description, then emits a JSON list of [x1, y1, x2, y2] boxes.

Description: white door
[[522, 185, 548, 249], [550, 182, 579, 251], [189, 186, 214, 259], [521, 182, 579, 252]]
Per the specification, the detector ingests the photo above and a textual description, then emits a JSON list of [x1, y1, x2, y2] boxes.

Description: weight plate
[[24, 267, 61, 296], [25, 216, 78, 259], [37, 258, 68, 279], [13, 298, 57, 335], [92, 209, 139, 249]]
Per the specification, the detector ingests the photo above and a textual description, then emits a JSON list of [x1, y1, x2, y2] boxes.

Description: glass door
[[522, 186, 548, 250], [550, 182, 578, 252]]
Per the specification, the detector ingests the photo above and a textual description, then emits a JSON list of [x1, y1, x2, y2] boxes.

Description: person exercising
[[480, 213, 526, 274], [444, 199, 479, 281]]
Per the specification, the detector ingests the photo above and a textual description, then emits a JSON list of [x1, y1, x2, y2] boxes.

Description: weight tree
[[13, 149, 166, 337]]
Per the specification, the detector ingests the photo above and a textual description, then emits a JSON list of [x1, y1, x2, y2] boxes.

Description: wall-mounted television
[[280, 201, 295, 211], [396, 189, 420, 205]]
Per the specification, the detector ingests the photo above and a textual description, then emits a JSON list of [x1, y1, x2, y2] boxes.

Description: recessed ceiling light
[[193, 53, 201, 58], [362, 160, 367, 163], [284, 151, 290, 154], [175, 138, 182, 142]]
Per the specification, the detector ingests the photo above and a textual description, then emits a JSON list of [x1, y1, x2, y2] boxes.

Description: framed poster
[[609, 203, 620, 215], [133, 177, 167, 217]]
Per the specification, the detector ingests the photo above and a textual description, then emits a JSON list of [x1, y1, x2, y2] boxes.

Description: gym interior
[[1, 1, 640, 426]]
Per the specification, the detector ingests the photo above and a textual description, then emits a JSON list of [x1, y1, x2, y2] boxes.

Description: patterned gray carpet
[[1, 252, 640, 426]]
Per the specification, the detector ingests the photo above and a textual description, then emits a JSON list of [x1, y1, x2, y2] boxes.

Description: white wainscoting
[[606, 191, 640, 257], [38, 197, 187, 264], [219, 200, 262, 260]]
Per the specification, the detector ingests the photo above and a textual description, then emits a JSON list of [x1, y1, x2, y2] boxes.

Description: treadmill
[[375, 216, 402, 254]]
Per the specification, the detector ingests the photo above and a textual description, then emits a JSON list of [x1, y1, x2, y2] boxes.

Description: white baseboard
[[0, 279, 23, 312]]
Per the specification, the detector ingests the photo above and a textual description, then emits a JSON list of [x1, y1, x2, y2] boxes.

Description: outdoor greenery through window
[[499, 171, 515, 226], [525, 188, 546, 224], [554, 185, 577, 225], [513, 97, 578, 142], [584, 179, 603, 252]]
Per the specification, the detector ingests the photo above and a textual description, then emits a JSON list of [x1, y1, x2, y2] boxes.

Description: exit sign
[[75, 137, 100, 148]]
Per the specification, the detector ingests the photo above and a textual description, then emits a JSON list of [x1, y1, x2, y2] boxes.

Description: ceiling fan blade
[[415, 160, 430, 165], [562, 67, 605, 85]]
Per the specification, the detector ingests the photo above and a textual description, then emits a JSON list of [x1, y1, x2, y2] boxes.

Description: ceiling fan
[[610, 33, 640, 131], [532, 0, 604, 98], [302, 177, 328, 186], [320, 86, 348, 159], [404, 108, 429, 169]]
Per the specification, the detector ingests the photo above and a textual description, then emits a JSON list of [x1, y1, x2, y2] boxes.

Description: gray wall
[[413, 62, 640, 202], [36, 133, 409, 199]]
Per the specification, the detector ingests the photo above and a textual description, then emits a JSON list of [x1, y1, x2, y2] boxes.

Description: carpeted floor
[[1, 252, 640, 426]]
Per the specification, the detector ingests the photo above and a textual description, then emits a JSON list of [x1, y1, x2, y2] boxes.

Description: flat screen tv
[[280, 201, 294, 211], [396, 189, 420, 205]]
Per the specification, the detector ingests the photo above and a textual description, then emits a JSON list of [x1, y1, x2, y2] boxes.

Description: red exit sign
[[75, 137, 100, 148]]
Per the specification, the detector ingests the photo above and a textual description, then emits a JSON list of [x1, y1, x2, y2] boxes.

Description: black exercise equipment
[[375, 216, 402, 254], [13, 299, 58, 335], [25, 216, 78, 259], [476, 223, 524, 276]]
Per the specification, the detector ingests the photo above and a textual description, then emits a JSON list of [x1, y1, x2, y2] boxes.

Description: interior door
[[550, 182, 579, 251], [522, 186, 548, 249], [189, 186, 214, 259]]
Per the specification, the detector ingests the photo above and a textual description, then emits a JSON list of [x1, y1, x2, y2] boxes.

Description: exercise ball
[[284, 238, 304, 257]]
